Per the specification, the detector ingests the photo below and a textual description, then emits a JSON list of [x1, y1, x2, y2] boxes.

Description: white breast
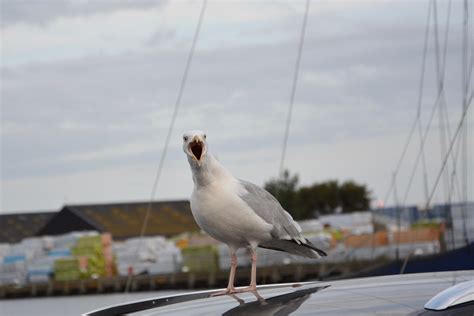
[[190, 179, 273, 249]]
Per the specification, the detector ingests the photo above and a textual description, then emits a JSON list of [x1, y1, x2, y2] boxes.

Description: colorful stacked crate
[[70, 233, 115, 279], [0, 236, 47, 285], [27, 253, 68, 284], [1, 254, 27, 285], [101, 233, 115, 277], [54, 258, 81, 281], [71, 235, 105, 279], [114, 236, 181, 276]]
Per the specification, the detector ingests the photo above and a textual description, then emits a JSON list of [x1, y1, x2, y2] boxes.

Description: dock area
[[0, 260, 378, 299]]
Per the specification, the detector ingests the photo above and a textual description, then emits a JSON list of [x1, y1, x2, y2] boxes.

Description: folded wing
[[238, 180, 327, 258]]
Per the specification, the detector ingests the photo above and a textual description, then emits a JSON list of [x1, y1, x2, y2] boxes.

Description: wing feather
[[238, 180, 303, 242], [238, 180, 327, 258]]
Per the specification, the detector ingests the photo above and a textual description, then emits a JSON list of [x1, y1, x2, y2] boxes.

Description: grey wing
[[238, 180, 303, 242]]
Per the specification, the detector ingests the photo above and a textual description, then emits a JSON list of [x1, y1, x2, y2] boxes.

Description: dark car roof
[[85, 270, 474, 316]]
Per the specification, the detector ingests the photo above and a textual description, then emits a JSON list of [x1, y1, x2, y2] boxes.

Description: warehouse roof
[[36, 200, 199, 239], [0, 212, 56, 243]]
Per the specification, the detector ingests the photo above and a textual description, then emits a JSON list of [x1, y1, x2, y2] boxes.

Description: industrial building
[[0, 200, 199, 243]]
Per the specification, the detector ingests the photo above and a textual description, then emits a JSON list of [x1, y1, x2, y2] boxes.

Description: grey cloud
[[1, 0, 166, 28], [146, 27, 177, 46], [1, 0, 468, 212]]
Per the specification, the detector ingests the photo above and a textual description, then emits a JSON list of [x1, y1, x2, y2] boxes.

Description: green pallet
[[54, 258, 79, 270], [182, 246, 218, 273], [75, 235, 102, 247], [54, 270, 81, 281]]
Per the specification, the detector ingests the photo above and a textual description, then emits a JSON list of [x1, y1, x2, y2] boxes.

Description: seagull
[[183, 130, 327, 295]]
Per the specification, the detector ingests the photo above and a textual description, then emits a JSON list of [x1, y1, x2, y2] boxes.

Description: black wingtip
[[303, 239, 328, 257], [316, 248, 328, 257]]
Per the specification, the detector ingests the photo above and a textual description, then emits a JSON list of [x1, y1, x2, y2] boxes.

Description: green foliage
[[339, 180, 370, 212], [264, 170, 300, 218], [264, 170, 371, 220]]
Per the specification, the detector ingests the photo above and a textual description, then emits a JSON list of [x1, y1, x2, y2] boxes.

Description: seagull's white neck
[[188, 153, 233, 187]]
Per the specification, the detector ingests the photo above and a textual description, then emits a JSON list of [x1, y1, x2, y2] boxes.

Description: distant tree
[[264, 170, 302, 219], [296, 186, 319, 218], [264, 171, 371, 219], [339, 180, 370, 212], [297, 181, 340, 217]]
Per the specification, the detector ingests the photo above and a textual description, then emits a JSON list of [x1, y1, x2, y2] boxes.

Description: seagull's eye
[[203, 134, 206, 139], [183, 136, 188, 142]]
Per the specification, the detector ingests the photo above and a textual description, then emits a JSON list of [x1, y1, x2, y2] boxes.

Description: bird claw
[[210, 288, 235, 297], [229, 293, 245, 305], [210, 286, 264, 303], [232, 286, 256, 293], [232, 286, 265, 302]]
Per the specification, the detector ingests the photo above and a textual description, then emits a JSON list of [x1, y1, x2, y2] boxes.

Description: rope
[[279, 0, 310, 177], [433, 0, 452, 204], [383, 0, 432, 205], [460, 0, 471, 246], [427, 95, 472, 207], [400, 0, 454, 207], [124, 0, 207, 293]]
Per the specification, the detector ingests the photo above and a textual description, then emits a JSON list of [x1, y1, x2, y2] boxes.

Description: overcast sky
[[1, 0, 473, 214]]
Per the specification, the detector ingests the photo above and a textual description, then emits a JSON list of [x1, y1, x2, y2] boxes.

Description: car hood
[[85, 270, 474, 316]]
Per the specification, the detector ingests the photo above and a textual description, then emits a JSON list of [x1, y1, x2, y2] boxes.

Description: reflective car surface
[[85, 270, 474, 316]]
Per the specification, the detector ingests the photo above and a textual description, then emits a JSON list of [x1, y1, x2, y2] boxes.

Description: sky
[[1, 0, 473, 214]]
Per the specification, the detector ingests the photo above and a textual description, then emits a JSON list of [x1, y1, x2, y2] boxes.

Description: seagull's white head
[[183, 130, 208, 165]]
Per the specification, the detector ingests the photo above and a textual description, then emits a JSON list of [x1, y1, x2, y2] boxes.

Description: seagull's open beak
[[189, 138, 204, 161]]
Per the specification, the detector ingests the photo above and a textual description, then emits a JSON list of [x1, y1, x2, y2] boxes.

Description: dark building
[[36, 200, 199, 239], [0, 212, 55, 243]]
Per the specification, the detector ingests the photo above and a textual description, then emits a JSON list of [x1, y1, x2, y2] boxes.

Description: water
[[0, 290, 186, 316]]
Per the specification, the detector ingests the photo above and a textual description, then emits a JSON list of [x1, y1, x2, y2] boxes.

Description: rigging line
[[464, 0, 470, 97], [401, 0, 453, 207], [448, 129, 463, 200], [279, 0, 310, 177], [460, 0, 471, 245], [417, 0, 435, 207], [393, 172, 402, 260], [466, 0, 474, 87], [124, 0, 207, 293], [440, 0, 452, 80], [445, 66, 466, 204], [467, 2, 474, 91], [383, 115, 418, 203], [383, 0, 432, 206], [393, 1, 431, 205], [445, 102, 463, 203], [448, 44, 473, 204], [443, 92, 464, 203], [433, 0, 457, 252], [402, 94, 440, 205], [427, 93, 473, 207], [451, 0, 474, 203], [444, 90, 472, 248], [433, 0, 452, 204], [463, 0, 469, 194]]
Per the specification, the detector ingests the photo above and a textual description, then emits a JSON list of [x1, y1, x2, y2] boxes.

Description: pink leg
[[211, 248, 237, 296], [227, 251, 237, 291], [234, 247, 258, 293], [249, 247, 257, 289]]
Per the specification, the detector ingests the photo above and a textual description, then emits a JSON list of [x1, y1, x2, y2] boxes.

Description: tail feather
[[259, 239, 327, 258]]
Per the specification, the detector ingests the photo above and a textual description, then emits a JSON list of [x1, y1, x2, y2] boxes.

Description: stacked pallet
[[114, 236, 182, 276], [53, 233, 115, 281], [0, 237, 47, 285], [54, 258, 81, 282], [181, 246, 218, 273]]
